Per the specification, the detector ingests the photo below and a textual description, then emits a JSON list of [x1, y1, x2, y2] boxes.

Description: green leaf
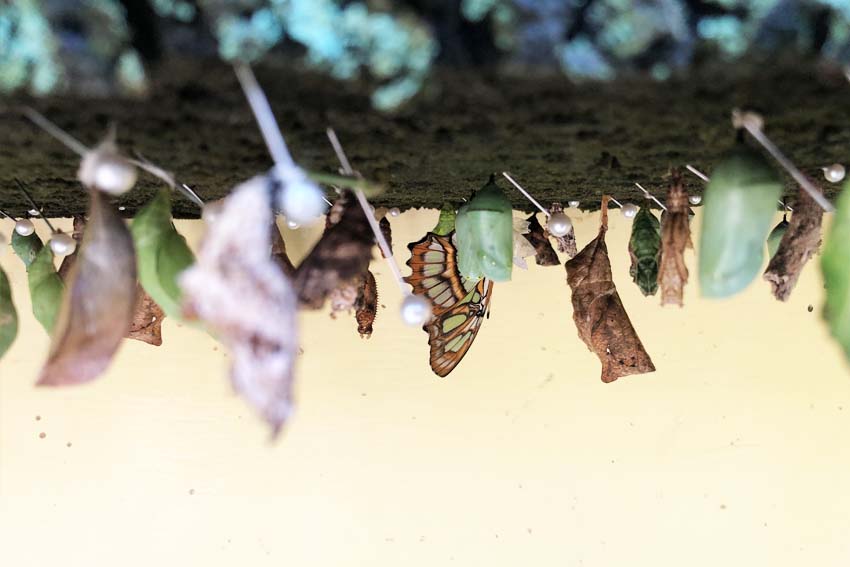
[[28, 245, 64, 335], [766, 217, 789, 259], [131, 188, 195, 319], [822, 182, 850, 362], [698, 145, 783, 298], [0, 264, 18, 359], [432, 202, 457, 236], [11, 231, 43, 268], [629, 206, 661, 296], [456, 177, 513, 282]]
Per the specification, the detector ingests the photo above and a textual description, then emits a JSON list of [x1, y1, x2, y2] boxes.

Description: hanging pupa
[[455, 175, 513, 282], [628, 206, 661, 296], [698, 144, 783, 298]]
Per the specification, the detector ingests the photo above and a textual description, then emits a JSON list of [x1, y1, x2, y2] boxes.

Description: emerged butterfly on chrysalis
[[405, 223, 493, 377]]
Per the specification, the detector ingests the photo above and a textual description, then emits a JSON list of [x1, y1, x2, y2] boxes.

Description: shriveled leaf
[[658, 172, 692, 306], [28, 245, 64, 335], [355, 270, 378, 338], [293, 191, 374, 310], [180, 175, 298, 436], [456, 176, 513, 282], [699, 145, 783, 298], [0, 265, 18, 360], [11, 230, 43, 268], [39, 190, 137, 386], [379, 216, 393, 259], [270, 221, 295, 277], [628, 206, 661, 296], [131, 187, 195, 319], [523, 213, 560, 266], [764, 188, 823, 301], [548, 203, 577, 258], [128, 284, 165, 346], [823, 181, 850, 362], [565, 197, 655, 383]]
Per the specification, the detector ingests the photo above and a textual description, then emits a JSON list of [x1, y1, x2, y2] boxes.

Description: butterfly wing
[[405, 232, 493, 377], [426, 277, 492, 377]]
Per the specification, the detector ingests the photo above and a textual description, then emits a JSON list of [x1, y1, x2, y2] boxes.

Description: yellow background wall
[[1, 209, 849, 566]]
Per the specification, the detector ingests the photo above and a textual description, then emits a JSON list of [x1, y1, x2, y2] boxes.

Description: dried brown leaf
[[764, 187, 824, 301], [128, 284, 164, 346], [378, 216, 392, 259], [565, 197, 655, 383], [56, 215, 87, 281], [38, 191, 137, 386], [293, 191, 374, 309], [548, 203, 577, 258], [658, 172, 692, 306], [524, 213, 560, 266], [355, 270, 378, 338], [180, 175, 298, 437]]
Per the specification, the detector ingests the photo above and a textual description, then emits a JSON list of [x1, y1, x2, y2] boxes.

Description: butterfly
[[405, 232, 493, 377]]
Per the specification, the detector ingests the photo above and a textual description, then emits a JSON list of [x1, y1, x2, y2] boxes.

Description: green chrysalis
[[0, 264, 18, 359], [821, 182, 850, 362], [131, 188, 195, 319], [432, 202, 457, 236], [766, 215, 789, 259], [455, 176, 513, 282], [698, 145, 783, 298], [28, 245, 64, 334], [629, 206, 661, 296], [11, 231, 43, 268]]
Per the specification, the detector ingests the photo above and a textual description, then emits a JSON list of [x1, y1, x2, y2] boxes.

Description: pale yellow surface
[[1, 209, 849, 567]]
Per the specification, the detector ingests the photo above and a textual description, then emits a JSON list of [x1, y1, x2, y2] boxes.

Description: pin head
[[275, 169, 327, 225], [389, 207, 401, 217], [49, 233, 76, 256], [568, 200, 580, 209], [79, 150, 138, 195], [14, 219, 35, 237], [286, 219, 300, 230], [547, 211, 572, 237], [688, 195, 702, 205], [400, 294, 432, 327], [621, 203, 639, 219], [823, 164, 846, 183]]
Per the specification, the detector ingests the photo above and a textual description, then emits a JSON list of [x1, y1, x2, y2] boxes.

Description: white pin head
[[823, 164, 846, 183], [49, 232, 76, 256], [389, 207, 401, 217], [275, 168, 327, 226], [400, 294, 432, 327], [688, 195, 702, 205], [547, 211, 572, 237], [568, 200, 580, 208], [285, 219, 300, 230], [78, 145, 138, 195], [620, 203, 639, 219], [14, 219, 35, 237]]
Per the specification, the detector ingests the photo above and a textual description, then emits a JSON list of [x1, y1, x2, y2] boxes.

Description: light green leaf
[[11, 231, 43, 268], [766, 217, 789, 259], [822, 182, 850, 362], [131, 188, 195, 319], [0, 264, 18, 359], [28, 245, 64, 335], [432, 202, 457, 236]]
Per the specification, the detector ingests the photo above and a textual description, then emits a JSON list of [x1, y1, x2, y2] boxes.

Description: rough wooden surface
[[1, 57, 848, 218]]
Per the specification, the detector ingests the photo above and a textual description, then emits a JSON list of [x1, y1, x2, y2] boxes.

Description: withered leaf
[[293, 191, 374, 309], [658, 172, 692, 306], [38, 190, 137, 386], [764, 187, 824, 301], [355, 270, 378, 338], [565, 196, 655, 383], [128, 284, 165, 346], [180, 175, 298, 437], [524, 213, 560, 266], [270, 220, 296, 278], [548, 203, 577, 258]]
